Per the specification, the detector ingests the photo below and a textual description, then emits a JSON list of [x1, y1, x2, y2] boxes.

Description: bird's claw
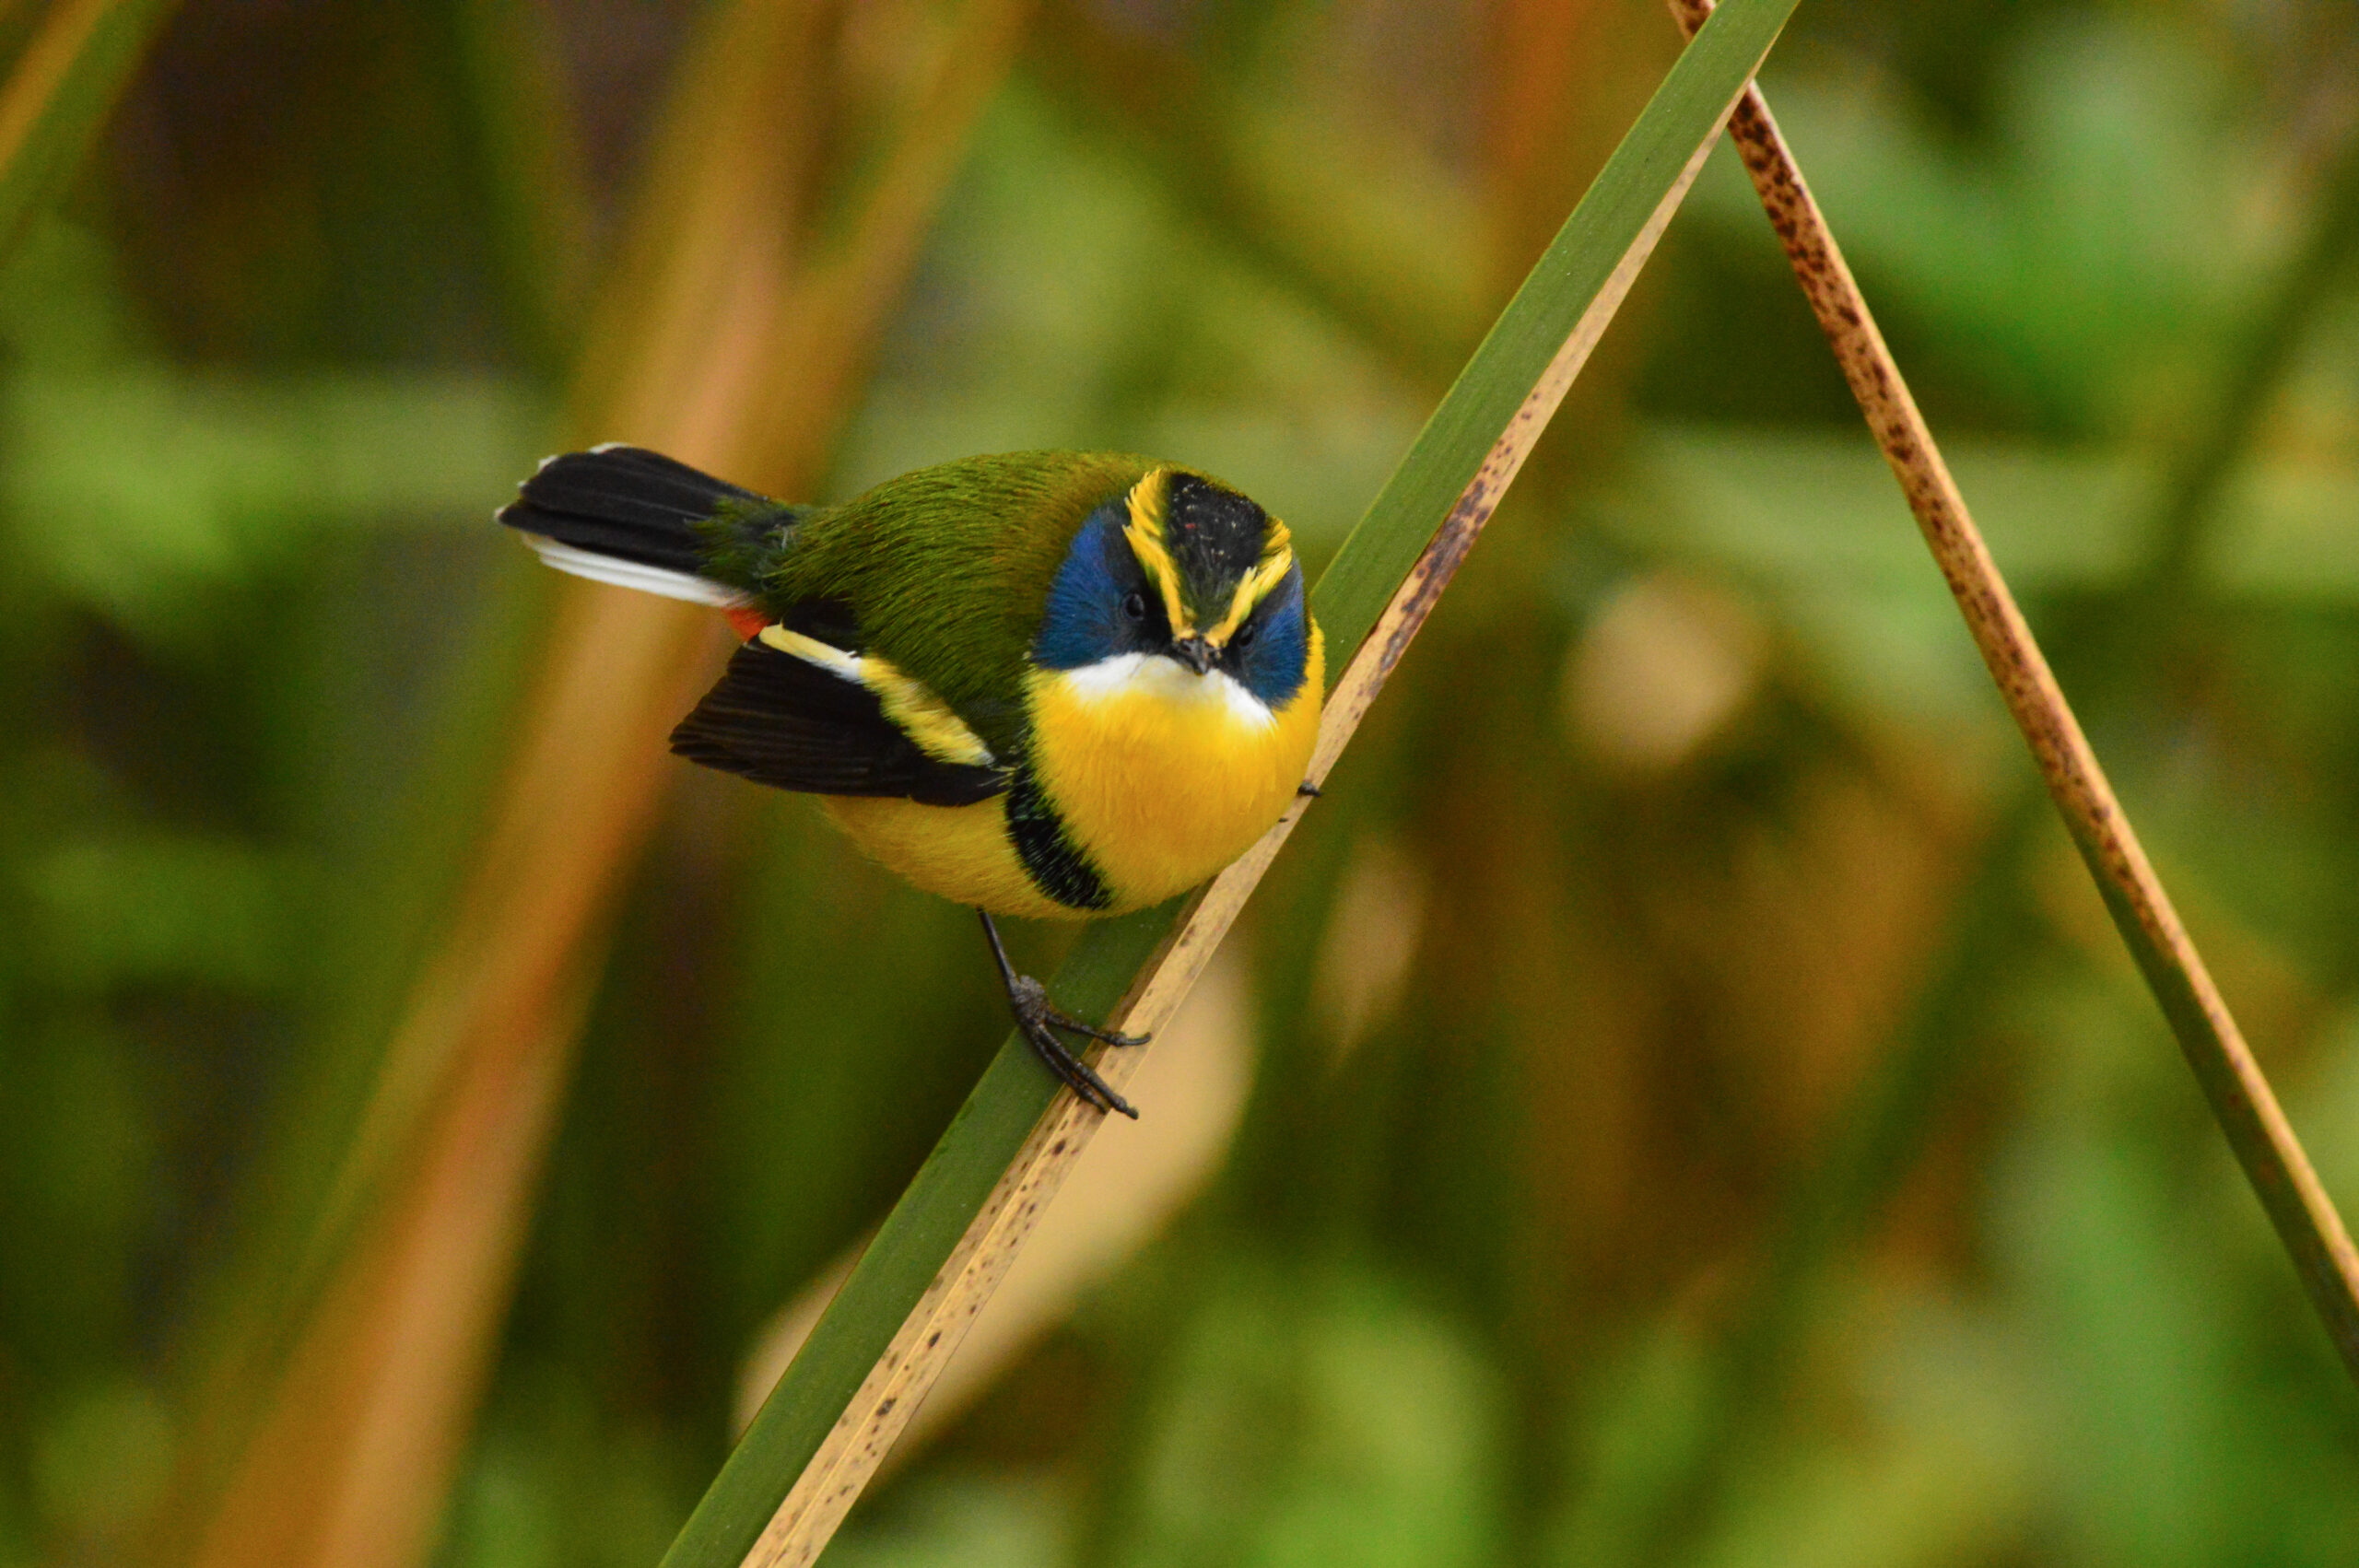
[[1297, 779, 1322, 797], [987, 919, 1145, 1117], [1008, 978, 1142, 1118]]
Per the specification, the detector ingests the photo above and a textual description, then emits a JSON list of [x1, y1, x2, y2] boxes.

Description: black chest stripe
[[1005, 766, 1112, 911]]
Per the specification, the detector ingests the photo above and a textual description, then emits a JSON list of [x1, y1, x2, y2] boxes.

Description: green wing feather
[[755, 452, 1154, 760]]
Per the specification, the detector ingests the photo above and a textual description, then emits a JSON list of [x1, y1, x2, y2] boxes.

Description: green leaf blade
[[662, 2, 1799, 1562]]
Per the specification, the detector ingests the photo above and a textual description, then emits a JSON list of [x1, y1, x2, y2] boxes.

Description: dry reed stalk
[[726, 85, 1740, 1568], [182, 6, 1035, 1567], [1668, 0, 2359, 1376]]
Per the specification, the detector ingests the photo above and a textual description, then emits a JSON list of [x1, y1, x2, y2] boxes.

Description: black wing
[[670, 636, 1006, 807]]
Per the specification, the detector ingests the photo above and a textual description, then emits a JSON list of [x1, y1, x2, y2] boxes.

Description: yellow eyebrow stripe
[[1203, 521, 1294, 645], [1122, 467, 1195, 639]]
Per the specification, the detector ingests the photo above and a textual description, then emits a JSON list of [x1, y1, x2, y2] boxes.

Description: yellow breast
[[1024, 626, 1325, 912]]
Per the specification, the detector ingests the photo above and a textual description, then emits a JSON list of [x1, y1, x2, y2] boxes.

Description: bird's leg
[[978, 909, 1145, 1118]]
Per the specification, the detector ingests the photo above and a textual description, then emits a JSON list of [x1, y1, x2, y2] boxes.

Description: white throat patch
[[1056, 651, 1277, 731]]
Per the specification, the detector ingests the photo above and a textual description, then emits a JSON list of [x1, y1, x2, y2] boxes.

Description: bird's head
[[1032, 466, 1311, 716]]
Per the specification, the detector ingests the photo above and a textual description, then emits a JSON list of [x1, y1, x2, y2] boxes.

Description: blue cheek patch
[[1033, 505, 1135, 671], [1232, 565, 1309, 708], [1035, 504, 1309, 709]]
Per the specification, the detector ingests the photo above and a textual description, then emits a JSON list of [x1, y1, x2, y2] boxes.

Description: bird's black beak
[[1171, 636, 1215, 675]]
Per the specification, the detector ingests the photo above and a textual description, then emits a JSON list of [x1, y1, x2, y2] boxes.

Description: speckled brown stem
[[1668, 0, 2359, 1378]]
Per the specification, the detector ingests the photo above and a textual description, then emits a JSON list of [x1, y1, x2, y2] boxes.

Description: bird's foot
[[1297, 779, 1323, 798], [1006, 973, 1143, 1119], [980, 910, 1146, 1118]]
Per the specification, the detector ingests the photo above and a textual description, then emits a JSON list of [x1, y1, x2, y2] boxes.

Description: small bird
[[498, 446, 1324, 1117]]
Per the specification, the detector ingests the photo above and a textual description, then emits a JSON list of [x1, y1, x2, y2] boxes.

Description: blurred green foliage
[[6, 2, 2359, 1566]]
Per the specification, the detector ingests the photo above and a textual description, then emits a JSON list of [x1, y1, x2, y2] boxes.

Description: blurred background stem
[[0, 0, 173, 251], [174, 5, 1032, 1567]]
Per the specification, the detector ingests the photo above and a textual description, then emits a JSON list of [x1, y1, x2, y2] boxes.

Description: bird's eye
[[1233, 620, 1258, 649], [1122, 589, 1147, 622]]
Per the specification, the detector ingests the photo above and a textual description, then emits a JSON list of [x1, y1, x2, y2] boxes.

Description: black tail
[[496, 445, 778, 581]]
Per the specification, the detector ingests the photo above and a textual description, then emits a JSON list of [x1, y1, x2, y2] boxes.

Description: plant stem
[[1670, 0, 2359, 1382], [663, 4, 1803, 1563]]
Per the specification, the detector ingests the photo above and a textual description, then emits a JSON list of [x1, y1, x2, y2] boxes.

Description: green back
[[759, 451, 1154, 759]]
